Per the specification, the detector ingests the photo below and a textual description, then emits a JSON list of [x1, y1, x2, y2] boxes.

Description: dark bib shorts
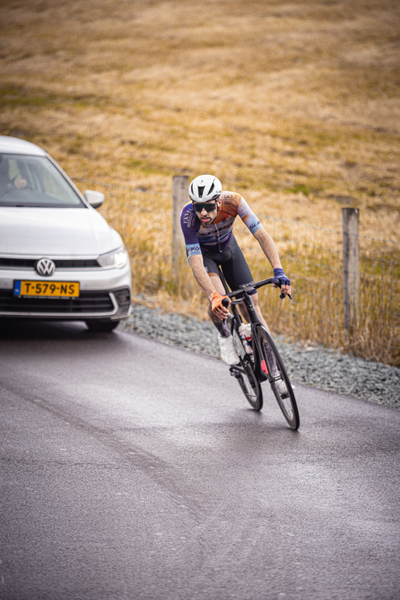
[[202, 234, 256, 294]]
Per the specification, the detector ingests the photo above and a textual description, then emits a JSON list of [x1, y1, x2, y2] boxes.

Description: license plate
[[14, 280, 80, 298]]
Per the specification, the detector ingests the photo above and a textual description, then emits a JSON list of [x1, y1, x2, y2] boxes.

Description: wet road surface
[[1, 321, 399, 600]]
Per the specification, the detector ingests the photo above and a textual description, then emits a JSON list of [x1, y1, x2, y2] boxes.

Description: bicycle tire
[[231, 323, 263, 411], [256, 327, 300, 430]]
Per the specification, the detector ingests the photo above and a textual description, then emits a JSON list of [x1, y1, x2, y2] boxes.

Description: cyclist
[[180, 174, 291, 366]]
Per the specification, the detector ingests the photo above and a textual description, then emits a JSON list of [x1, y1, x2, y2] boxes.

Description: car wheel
[[85, 320, 120, 332]]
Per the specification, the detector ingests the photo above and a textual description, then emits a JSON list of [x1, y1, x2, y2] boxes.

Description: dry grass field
[[1, 0, 399, 234], [1, 0, 399, 362]]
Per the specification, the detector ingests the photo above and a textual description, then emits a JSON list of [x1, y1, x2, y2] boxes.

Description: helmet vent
[[198, 186, 205, 198]]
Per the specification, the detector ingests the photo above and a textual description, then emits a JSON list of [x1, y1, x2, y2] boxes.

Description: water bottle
[[238, 323, 253, 354]]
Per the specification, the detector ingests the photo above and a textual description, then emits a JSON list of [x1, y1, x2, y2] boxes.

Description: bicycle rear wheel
[[257, 327, 300, 429], [230, 323, 263, 411]]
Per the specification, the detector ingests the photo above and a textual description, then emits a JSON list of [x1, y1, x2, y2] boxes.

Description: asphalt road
[[1, 320, 399, 600]]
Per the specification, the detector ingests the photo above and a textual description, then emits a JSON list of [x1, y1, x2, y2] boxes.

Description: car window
[[0, 154, 85, 207]]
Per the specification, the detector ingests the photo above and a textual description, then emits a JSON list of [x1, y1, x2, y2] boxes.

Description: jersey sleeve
[[238, 196, 262, 235], [180, 203, 202, 259]]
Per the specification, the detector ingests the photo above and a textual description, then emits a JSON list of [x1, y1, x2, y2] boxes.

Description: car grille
[[0, 257, 100, 269], [0, 289, 114, 314]]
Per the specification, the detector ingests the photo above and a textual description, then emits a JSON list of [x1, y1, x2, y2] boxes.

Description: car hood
[[0, 207, 123, 257]]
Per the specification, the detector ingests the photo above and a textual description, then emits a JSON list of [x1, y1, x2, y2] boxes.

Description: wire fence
[[73, 178, 400, 366], [234, 217, 400, 365]]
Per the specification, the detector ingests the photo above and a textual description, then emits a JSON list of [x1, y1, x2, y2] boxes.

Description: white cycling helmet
[[188, 174, 222, 203]]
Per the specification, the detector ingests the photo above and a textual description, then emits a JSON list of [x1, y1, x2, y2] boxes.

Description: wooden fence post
[[342, 208, 360, 334], [172, 175, 189, 285]]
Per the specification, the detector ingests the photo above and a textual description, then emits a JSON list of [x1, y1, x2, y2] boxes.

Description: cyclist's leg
[[202, 251, 240, 364], [218, 235, 253, 294]]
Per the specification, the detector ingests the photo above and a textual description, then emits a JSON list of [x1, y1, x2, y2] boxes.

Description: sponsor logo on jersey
[[249, 221, 260, 232]]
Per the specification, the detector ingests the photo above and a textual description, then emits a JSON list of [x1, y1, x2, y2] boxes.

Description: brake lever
[[274, 277, 292, 300]]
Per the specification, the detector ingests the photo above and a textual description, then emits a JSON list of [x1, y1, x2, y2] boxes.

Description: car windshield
[[0, 153, 85, 207]]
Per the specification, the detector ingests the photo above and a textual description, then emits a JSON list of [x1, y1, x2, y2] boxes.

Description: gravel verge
[[120, 303, 400, 409]]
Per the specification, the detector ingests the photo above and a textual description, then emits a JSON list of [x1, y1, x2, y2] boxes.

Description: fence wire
[[73, 178, 400, 366]]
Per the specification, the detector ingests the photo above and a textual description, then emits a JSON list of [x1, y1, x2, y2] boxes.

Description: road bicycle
[[220, 272, 300, 430]]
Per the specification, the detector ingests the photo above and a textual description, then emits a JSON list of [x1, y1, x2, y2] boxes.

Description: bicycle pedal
[[229, 367, 241, 379]]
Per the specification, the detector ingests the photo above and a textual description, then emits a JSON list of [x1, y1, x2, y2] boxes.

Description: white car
[[0, 136, 131, 331]]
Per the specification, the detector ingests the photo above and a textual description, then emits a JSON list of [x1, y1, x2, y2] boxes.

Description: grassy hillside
[[1, 0, 399, 239]]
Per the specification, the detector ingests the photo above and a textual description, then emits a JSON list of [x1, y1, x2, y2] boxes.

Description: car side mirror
[[84, 190, 105, 209]]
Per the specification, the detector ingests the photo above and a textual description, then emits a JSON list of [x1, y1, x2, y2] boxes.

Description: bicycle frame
[[217, 268, 299, 428], [218, 268, 272, 384]]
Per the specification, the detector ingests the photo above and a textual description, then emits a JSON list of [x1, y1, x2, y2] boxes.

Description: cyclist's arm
[[181, 203, 220, 299], [189, 254, 230, 319], [180, 203, 229, 315], [253, 227, 282, 269], [236, 196, 291, 295], [188, 254, 216, 299], [253, 227, 292, 295], [237, 196, 282, 269]]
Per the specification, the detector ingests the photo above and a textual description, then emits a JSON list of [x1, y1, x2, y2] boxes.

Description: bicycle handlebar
[[221, 277, 292, 307]]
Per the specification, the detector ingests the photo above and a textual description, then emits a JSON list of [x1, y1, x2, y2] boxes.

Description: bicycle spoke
[[257, 327, 300, 429]]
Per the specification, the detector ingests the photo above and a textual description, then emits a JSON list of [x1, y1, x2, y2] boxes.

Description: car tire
[[85, 319, 120, 332]]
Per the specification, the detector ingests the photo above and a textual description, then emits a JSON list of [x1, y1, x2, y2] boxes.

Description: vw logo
[[36, 258, 56, 276]]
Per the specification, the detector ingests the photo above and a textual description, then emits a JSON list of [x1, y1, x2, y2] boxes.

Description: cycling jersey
[[180, 191, 262, 260]]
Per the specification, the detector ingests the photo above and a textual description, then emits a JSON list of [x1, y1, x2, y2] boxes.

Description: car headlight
[[97, 246, 129, 269]]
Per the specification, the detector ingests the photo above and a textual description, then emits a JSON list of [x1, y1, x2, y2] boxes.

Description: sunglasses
[[192, 202, 217, 212]]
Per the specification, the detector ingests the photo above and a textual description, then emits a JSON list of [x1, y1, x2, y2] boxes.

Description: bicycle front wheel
[[257, 327, 300, 430], [231, 323, 263, 411]]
